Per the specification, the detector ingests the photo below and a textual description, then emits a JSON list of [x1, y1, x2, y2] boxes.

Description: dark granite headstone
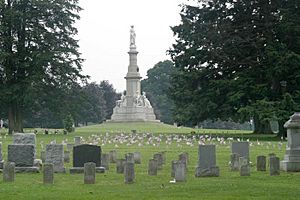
[[73, 144, 101, 167]]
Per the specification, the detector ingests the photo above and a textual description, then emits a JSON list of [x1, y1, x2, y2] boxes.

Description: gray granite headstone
[[124, 162, 135, 184], [101, 153, 109, 170], [195, 145, 219, 177], [125, 153, 134, 164], [175, 161, 186, 182], [230, 153, 240, 171], [133, 152, 141, 164], [84, 162, 96, 184], [74, 136, 81, 145], [153, 153, 163, 169], [43, 163, 54, 184], [148, 159, 158, 176], [13, 133, 36, 145], [116, 159, 126, 174], [270, 157, 280, 176], [171, 160, 178, 177], [257, 155, 266, 171], [8, 144, 34, 167], [231, 142, 249, 162], [109, 150, 117, 163], [179, 152, 189, 164], [45, 144, 65, 173], [240, 164, 250, 176], [64, 151, 70, 163], [73, 144, 101, 167], [3, 162, 15, 182]]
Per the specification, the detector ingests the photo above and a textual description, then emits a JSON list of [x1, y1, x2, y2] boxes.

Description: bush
[[64, 114, 75, 133]]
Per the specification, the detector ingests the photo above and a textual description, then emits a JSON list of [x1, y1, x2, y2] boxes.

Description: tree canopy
[[169, 0, 300, 135]]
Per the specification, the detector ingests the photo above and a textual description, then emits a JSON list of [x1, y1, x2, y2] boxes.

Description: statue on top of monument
[[130, 25, 136, 47]]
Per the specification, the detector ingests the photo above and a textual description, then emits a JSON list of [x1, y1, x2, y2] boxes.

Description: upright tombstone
[[13, 133, 36, 158], [109, 150, 117, 163], [174, 161, 186, 182], [7, 144, 39, 172], [195, 145, 219, 177], [84, 162, 96, 184], [0, 143, 4, 169], [74, 136, 81, 146], [133, 152, 141, 164], [116, 159, 126, 174], [64, 151, 70, 163], [179, 152, 188, 171], [270, 157, 280, 176], [281, 113, 300, 172], [40, 151, 46, 163], [124, 162, 135, 184], [45, 144, 65, 173], [153, 153, 163, 169], [43, 163, 54, 184], [231, 142, 250, 163], [3, 162, 15, 182], [171, 160, 178, 177], [148, 159, 158, 176], [239, 157, 250, 176], [230, 153, 240, 171], [101, 153, 110, 170], [125, 153, 134, 164], [70, 144, 104, 173], [257, 156, 266, 171]]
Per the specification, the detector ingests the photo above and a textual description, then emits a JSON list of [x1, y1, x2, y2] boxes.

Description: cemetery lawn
[[0, 122, 298, 200]]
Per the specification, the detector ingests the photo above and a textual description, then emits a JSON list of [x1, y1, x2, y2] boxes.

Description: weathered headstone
[[124, 162, 135, 184], [67, 143, 74, 152], [64, 151, 70, 163], [133, 152, 141, 164], [270, 157, 280, 176], [13, 133, 36, 145], [179, 152, 189, 164], [160, 151, 166, 164], [171, 160, 178, 177], [3, 162, 15, 182], [231, 142, 249, 162], [40, 151, 46, 163], [45, 144, 65, 173], [125, 153, 134, 164], [257, 155, 266, 171], [116, 159, 126, 174], [195, 145, 219, 177], [175, 161, 186, 182], [43, 163, 54, 184], [74, 136, 81, 145], [281, 113, 300, 172], [230, 153, 240, 171], [153, 153, 163, 169], [70, 144, 104, 173], [109, 150, 117, 163], [148, 159, 158, 176], [84, 162, 96, 184], [101, 153, 110, 170], [240, 164, 250, 176]]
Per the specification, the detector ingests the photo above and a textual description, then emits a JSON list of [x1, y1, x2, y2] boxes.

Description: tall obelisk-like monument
[[110, 26, 159, 122], [126, 25, 141, 107]]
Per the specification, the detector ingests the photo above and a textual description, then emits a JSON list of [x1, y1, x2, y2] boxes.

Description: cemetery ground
[[0, 122, 299, 200]]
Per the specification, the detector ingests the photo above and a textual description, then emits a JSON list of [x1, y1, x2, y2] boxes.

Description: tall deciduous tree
[[169, 0, 300, 135], [100, 80, 120, 120], [0, 0, 86, 134]]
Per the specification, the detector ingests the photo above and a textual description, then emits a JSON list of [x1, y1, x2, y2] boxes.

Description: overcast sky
[[76, 0, 190, 92]]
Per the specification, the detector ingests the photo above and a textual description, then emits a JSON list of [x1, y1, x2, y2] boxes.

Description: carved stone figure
[[130, 25, 136, 46]]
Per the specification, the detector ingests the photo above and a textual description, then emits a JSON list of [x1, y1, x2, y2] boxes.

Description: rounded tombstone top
[[284, 112, 300, 129]]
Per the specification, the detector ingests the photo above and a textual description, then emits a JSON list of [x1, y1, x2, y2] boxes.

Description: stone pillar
[[116, 159, 126, 174], [84, 162, 96, 184], [148, 159, 158, 176], [175, 161, 186, 182], [43, 163, 54, 184], [3, 162, 15, 182], [230, 153, 240, 171], [270, 157, 280, 176], [109, 150, 117, 163], [256, 155, 266, 171], [101, 153, 110, 170], [124, 162, 135, 184], [133, 152, 141, 164], [153, 153, 163, 169], [281, 113, 300, 172]]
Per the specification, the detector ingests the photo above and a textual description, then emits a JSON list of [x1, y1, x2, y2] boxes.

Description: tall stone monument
[[110, 26, 158, 122]]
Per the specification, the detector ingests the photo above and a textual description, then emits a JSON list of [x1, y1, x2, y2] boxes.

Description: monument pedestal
[[111, 106, 159, 122]]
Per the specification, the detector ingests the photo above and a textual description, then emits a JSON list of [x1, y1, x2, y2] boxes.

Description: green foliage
[[141, 60, 176, 124], [100, 80, 120, 120], [63, 114, 74, 133], [169, 0, 300, 134]]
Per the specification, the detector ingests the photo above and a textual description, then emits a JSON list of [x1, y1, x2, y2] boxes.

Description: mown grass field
[[0, 122, 298, 200]]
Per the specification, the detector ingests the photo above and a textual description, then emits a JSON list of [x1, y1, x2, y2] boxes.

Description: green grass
[[0, 123, 297, 200]]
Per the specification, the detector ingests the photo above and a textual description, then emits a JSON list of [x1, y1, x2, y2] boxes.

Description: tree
[[169, 0, 300, 135], [141, 60, 176, 124], [0, 0, 86, 134]]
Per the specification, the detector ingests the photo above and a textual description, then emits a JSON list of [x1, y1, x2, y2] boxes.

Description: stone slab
[[73, 144, 101, 167], [8, 144, 35, 167]]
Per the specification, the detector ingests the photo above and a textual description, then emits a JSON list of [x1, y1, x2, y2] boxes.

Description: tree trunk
[[253, 115, 273, 134], [277, 120, 287, 139], [8, 102, 24, 134]]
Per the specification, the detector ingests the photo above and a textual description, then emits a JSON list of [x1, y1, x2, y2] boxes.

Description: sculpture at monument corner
[[130, 25, 136, 47]]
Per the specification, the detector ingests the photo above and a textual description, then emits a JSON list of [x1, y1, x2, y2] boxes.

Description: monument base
[[280, 161, 300, 172], [70, 167, 105, 174], [195, 166, 220, 177], [15, 166, 40, 173], [110, 106, 160, 122]]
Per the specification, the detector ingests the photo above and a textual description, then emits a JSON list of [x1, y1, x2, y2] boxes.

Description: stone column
[[124, 162, 135, 184], [3, 162, 15, 182], [148, 159, 158, 176], [175, 161, 186, 182], [116, 159, 126, 174], [84, 162, 96, 184], [256, 155, 266, 171], [281, 113, 300, 172], [43, 163, 54, 184], [270, 157, 280, 176]]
